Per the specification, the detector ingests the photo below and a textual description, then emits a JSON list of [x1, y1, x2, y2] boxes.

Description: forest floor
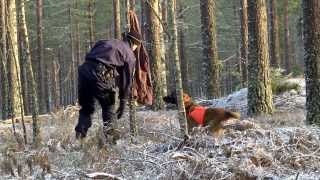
[[0, 78, 320, 180]]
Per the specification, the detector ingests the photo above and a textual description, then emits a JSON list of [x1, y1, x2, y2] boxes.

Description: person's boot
[[103, 126, 120, 144], [76, 131, 86, 139]]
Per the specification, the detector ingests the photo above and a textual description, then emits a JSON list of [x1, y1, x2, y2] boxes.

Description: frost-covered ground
[[0, 78, 319, 179]]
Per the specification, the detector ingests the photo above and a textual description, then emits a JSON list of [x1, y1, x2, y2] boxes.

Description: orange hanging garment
[[128, 10, 153, 105]]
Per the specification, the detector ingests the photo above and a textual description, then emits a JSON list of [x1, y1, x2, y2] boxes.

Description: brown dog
[[163, 92, 241, 137]]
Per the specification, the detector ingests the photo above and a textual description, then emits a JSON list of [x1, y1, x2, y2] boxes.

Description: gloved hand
[[117, 99, 126, 119]]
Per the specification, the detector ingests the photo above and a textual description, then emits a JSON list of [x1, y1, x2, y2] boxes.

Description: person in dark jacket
[[75, 31, 142, 142]]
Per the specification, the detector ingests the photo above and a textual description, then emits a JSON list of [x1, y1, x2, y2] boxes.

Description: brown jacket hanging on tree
[[128, 10, 153, 105]]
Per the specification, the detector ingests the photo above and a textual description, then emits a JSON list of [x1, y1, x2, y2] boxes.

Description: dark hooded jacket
[[85, 39, 136, 100]]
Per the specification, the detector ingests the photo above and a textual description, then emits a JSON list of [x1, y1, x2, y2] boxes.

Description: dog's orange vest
[[188, 106, 206, 126]]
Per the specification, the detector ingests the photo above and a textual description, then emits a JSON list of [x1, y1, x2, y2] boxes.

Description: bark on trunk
[[7, 0, 23, 117], [0, 0, 8, 119], [200, 0, 220, 98], [69, 6, 76, 105], [239, 0, 248, 87], [247, 0, 273, 115], [159, 2, 167, 96], [303, 0, 320, 126], [145, 0, 165, 110], [88, 0, 95, 48], [168, 0, 187, 136], [36, 0, 46, 114], [178, 1, 189, 94], [268, 0, 280, 68], [18, 0, 40, 144], [284, 0, 291, 74], [113, 0, 121, 39]]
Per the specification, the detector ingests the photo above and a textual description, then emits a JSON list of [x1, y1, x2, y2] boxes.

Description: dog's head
[[163, 91, 178, 105], [163, 91, 192, 107]]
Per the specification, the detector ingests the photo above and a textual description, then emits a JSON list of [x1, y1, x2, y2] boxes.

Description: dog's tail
[[224, 111, 241, 119]]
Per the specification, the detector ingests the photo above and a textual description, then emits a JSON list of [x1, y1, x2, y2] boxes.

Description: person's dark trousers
[[75, 61, 116, 138]]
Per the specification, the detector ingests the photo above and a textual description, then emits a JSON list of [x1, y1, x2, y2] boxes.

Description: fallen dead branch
[[85, 172, 125, 180]]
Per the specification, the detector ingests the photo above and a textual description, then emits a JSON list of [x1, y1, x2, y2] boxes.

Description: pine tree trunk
[[129, 0, 135, 11], [0, 0, 8, 119], [200, 0, 220, 98], [284, 0, 291, 74], [74, 0, 81, 67], [88, 0, 95, 48], [21, 58, 29, 115], [17, 0, 30, 144], [17, 27, 29, 116], [145, 0, 165, 110], [162, 0, 175, 94], [52, 56, 60, 111], [0, 60, 7, 120], [140, 0, 145, 38], [113, 0, 121, 39], [161, 0, 173, 94], [36, 0, 46, 114], [159, 2, 167, 96], [17, 0, 40, 144], [168, 0, 187, 136], [233, 1, 241, 92], [178, 1, 189, 94], [58, 48, 64, 106], [46, 57, 52, 112], [268, 0, 280, 68], [239, 0, 248, 88], [127, 0, 137, 138], [7, 0, 23, 118], [247, 0, 273, 116], [69, 6, 76, 105], [303, 0, 320, 126]]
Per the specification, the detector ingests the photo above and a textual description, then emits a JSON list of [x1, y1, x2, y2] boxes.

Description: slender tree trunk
[[113, 0, 121, 39], [0, 0, 8, 119], [239, 0, 248, 88], [0, 66, 2, 118], [17, 0, 30, 144], [168, 0, 187, 136], [69, 6, 76, 105], [162, 0, 173, 94], [284, 0, 291, 74], [247, 0, 273, 115], [127, 0, 137, 138], [7, 0, 23, 118], [232, 1, 241, 92], [303, 0, 320, 126], [17, 29, 29, 116], [268, 0, 280, 68], [140, 0, 145, 38], [58, 48, 64, 106], [159, 2, 167, 96], [36, 0, 46, 114], [74, 0, 81, 67], [88, 0, 95, 48], [200, 0, 220, 98], [178, 1, 189, 94], [17, 0, 40, 144], [129, 0, 135, 11], [145, 0, 165, 110], [52, 56, 60, 110], [47, 57, 53, 112]]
